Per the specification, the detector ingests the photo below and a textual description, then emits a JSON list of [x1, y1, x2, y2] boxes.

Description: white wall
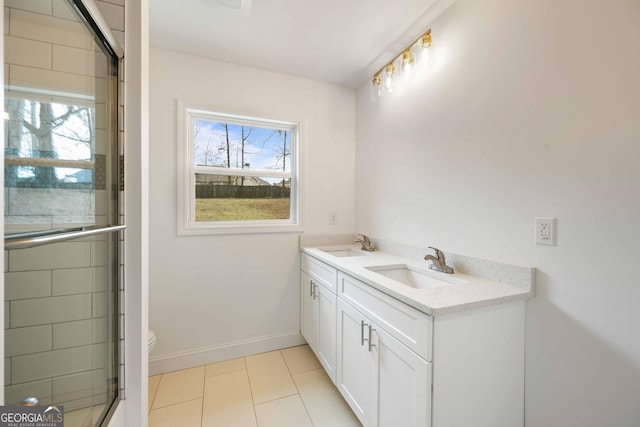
[[355, 1, 640, 426], [148, 48, 355, 372]]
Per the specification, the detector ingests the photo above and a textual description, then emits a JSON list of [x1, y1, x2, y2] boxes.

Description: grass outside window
[[195, 198, 290, 221]]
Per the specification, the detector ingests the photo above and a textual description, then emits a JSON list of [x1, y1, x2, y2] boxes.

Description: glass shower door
[[3, 0, 122, 425]]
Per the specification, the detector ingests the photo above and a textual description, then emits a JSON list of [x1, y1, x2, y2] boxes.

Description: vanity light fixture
[[371, 29, 433, 101]]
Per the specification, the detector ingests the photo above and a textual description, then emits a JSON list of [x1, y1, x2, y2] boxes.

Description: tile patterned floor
[[148, 345, 361, 427]]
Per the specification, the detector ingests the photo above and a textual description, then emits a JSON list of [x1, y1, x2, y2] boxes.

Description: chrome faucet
[[424, 246, 454, 274], [354, 234, 375, 252]]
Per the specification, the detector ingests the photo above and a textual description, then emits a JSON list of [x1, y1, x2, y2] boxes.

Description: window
[[178, 104, 301, 235]]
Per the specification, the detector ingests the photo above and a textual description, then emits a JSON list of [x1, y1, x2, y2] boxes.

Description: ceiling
[[149, 0, 453, 88]]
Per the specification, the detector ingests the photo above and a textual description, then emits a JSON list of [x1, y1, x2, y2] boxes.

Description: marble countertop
[[301, 244, 534, 316]]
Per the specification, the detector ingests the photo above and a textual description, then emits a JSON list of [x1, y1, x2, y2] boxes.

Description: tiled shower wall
[[3, 0, 125, 411]]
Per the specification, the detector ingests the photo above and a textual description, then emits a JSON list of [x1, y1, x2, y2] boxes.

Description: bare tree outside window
[[189, 113, 297, 223], [5, 98, 95, 185]]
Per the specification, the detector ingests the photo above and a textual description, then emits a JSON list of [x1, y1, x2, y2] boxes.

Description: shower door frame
[[2, 0, 126, 424]]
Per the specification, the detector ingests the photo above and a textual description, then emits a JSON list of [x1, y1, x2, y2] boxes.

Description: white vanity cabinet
[[337, 272, 431, 427], [300, 254, 338, 382], [300, 251, 526, 427], [337, 297, 431, 427]]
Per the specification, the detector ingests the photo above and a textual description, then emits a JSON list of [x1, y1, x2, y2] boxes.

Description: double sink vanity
[[299, 237, 535, 427]]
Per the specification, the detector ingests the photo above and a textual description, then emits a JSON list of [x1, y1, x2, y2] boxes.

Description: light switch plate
[[329, 211, 338, 225]]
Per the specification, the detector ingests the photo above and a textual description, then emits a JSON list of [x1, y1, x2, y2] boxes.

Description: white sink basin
[[365, 264, 462, 290], [321, 249, 364, 258]]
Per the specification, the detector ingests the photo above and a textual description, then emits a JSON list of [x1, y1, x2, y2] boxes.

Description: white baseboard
[[148, 330, 305, 376]]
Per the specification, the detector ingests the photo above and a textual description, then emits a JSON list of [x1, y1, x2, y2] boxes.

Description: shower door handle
[[4, 224, 127, 250]]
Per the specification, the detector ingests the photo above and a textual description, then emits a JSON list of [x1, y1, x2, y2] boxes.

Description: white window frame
[[177, 102, 303, 235]]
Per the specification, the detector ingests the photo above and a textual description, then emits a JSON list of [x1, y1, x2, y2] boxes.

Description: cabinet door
[[316, 283, 337, 382], [373, 326, 431, 427], [301, 271, 318, 351], [337, 298, 375, 426]]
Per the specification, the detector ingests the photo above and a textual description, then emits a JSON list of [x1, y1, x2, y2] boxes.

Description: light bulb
[[401, 49, 415, 82], [420, 46, 430, 67], [419, 29, 433, 70], [384, 64, 395, 92]]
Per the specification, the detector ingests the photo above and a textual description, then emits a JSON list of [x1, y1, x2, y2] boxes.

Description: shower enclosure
[[4, 1, 123, 426]]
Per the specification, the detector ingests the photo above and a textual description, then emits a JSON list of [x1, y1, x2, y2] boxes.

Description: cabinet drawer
[[301, 253, 337, 292], [338, 272, 432, 361]]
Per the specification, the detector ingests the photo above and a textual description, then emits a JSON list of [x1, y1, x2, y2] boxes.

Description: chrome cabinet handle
[[360, 320, 368, 346], [309, 280, 315, 297], [367, 325, 375, 352], [312, 283, 318, 299]]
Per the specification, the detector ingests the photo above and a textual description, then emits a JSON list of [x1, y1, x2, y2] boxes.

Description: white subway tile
[[5, 0, 52, 16], [9, 241, 91, 272], [51, 317, 106, 347], [11, 294, 92, 328], [93, 318, 107, 343], [94, 102, 106, 130], [52, 267, 97, 296], [56, 394, 96, 412], [12, 345, 94, 383], [94, 76, 106, 104], [51, 44, 87, 74], [10, 9, 92, 50], [9, 64, 92, 97], [93, 392, 107, 406], [4, 219, 53, 232], [5, 302, 10, 328], [53, 372, 93, 403], [5, 358, 11, 386], [5, 325, 52, 357], [94, 215, 108, 226], [94, 267, 107, 292], [5, 379, 52, 406], [51, 0, 78, 21], [92, 292, 107, 318], [94, 129, 107, 155], [53, 319, 92, 349], [93, 368, 107, 394], [93, 190, 107, 216], [5, 270, 51, 300], [4, 36, 52, 69], [94, 1, 123, 31], [49, 218, 95, 229], [93, 343, 107, 369], [52, 368, 106, 402], [91, 241, 107, 267]]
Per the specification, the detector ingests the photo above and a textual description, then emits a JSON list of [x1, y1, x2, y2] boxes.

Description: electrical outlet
[[535, 217, 556, 246]]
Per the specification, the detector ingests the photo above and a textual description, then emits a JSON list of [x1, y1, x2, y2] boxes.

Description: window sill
[[177, 222, 304, 236]]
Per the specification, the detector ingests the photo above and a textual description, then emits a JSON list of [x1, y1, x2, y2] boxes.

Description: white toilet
[[148, 329, 157, 354]]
